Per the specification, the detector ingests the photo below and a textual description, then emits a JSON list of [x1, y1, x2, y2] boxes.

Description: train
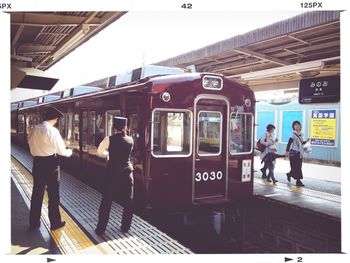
[[11, 65, 256, 214]]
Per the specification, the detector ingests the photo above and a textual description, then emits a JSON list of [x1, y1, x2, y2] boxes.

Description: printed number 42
[[181, 3, 192, 9]]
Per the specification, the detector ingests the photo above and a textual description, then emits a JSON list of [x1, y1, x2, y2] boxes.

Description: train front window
[[230, 113, 253, 154], [197, 111, 222, 155], [152, 110, 192, 157]]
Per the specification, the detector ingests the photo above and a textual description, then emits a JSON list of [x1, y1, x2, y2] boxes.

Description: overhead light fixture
[[52, 23, 90, 60], [237, 60, 325, 80], [52, 31, 86, 60]]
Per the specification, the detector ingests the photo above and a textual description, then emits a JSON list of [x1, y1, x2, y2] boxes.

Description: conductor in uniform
[[95, 117, 134, 235], [28, 106, 72, 230]]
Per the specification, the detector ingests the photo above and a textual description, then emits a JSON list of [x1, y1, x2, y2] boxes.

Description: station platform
[[10, 145, 192, 255], [253, 156, 341, 219], [10, 144, 341, 255]]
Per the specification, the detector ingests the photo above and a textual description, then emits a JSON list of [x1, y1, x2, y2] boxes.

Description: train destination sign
[[299, 75, 340, 104]]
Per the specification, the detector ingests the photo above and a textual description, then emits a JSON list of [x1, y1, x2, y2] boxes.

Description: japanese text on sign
[[310, 109, 337, 147]]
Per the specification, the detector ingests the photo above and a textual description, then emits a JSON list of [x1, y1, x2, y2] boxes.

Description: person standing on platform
[[259, 124, 277, 178], [285, 120, 309, 187], [95, 117, 134, 235], [28, 106, 72, 230]]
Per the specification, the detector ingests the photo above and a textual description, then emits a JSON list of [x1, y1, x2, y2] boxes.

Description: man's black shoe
[[50, 221, 65, 230], [95, 228, 105, 236], [120, 226, 129, 233]]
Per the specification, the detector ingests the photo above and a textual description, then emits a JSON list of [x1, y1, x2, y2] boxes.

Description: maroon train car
[[11, 67, 255, 213]]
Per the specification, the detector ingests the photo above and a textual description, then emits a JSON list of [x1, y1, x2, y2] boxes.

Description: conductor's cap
[[43, 106, 63, 120], [113, 117, 127, 130]]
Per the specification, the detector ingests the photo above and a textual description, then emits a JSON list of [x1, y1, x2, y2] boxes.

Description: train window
[[152, 110, 192, 157], [59, 115, 66, 138], [66, 113, 73, 142], [18, 114, 24, 134], [11, 113, 17, 134], [106, 110, 122, 136], [88, 111, 96, 146], [26, 114, 40, 134], [129, 113, 139, 141], [198, 111, 222, 155], [25, 115, 31, 134], [73, 113, 80, 145], [82, 111, 88, 147], [32, 114, 40, 126], [81, 111, 88, 150], [229, 113, 253, 154], [94, 112, 105, 147]]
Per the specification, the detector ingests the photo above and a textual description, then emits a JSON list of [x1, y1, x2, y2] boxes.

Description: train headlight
[[161, 92, 171, 102], [244, 98, 251, 107], [202, 76, 223, 90]]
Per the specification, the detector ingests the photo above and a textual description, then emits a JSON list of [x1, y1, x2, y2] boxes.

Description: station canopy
[[11, 11, 126, 90], [155, 11, 340, 90]]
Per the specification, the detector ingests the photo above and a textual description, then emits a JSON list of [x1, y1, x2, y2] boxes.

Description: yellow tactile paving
[[11, 157, 104, 254], [255, 177, 341, 203], [11, 146, 193, 255]]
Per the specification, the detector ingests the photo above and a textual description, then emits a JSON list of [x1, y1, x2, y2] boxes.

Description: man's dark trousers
[[29, 155, 62, 227]]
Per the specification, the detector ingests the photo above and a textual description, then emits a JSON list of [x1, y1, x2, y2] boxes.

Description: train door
[[193, 96, 228, 203]]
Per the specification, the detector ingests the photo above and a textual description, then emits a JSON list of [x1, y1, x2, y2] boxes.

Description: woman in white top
[[285, 120, 309, 187], [260, 124, 277, 178]]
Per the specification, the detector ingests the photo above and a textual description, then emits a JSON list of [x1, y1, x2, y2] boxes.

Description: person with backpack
[[259, 124, 277, 178], [285, 120, 309, 187]]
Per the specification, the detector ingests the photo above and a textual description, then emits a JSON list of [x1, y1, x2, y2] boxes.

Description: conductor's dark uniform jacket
[[96, 132, 134, 232]]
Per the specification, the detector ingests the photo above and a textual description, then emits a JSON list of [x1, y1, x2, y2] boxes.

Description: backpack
[[256, 137, 266, 152]]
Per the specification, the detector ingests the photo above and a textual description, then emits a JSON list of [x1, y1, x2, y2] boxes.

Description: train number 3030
[[195, 171, 223, 182]]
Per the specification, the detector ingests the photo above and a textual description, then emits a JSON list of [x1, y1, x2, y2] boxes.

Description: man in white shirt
[[28, 106, 72, 230]]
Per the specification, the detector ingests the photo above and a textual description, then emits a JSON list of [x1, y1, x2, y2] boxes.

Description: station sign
[[299, 75, 340, 104]]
